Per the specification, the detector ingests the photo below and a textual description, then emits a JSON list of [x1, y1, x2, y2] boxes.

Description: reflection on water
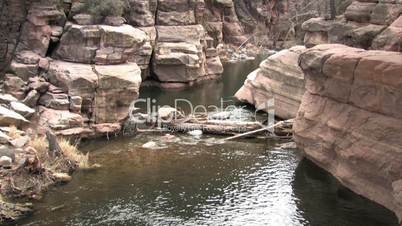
[[138, 57, 264, 113], [20, 135, 398, 226], [19, 58, 399, 225]]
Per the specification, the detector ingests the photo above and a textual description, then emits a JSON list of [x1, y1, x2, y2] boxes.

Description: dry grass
[[8, 126, 20, 140], [58, 139, 90, 169], [28, 136, 90, 170], [28, 136, 48, 161]]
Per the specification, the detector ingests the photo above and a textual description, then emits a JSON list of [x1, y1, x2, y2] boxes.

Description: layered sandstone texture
[[1, 0, 354, 75], [294, 44, 402, 222], [235, 46, 306, 120], [302, 0, 402, 51], [1, 1, 143, 137]]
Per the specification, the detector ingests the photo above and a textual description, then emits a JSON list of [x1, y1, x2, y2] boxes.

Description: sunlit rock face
[[302, 0, 402, 52], [235, 46, 306, 120], [53, 24, 152, 68], [294, 44, 402, 222]]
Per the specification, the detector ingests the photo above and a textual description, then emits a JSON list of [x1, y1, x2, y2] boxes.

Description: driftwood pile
[[129, 108, 294, 141]]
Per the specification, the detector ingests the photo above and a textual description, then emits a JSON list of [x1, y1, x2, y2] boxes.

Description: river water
[[19, 58, 399, 226]]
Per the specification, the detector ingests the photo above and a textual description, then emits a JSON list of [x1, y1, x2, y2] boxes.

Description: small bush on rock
[[84, 0, 125, 22]]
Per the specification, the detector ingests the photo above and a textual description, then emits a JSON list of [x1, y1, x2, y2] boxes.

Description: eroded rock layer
[[235, 46, 306, 119], [294, 44, 402, 222]]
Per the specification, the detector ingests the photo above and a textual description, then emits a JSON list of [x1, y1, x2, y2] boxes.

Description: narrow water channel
[[19, 59, 399, 226]]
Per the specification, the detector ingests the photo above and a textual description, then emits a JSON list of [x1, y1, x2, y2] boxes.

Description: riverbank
[[0, 126, 89, 224]]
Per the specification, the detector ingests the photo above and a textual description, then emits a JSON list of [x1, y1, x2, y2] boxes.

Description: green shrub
[[84, 0, 125, 22]]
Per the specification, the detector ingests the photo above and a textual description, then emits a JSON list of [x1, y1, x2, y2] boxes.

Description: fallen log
[[206, 120, 263, 128], [162, 122, 261, 136], [223, 119, 294, 141]]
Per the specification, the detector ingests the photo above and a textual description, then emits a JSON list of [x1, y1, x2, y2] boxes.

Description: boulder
[[46, 61, 98, 112], [153, 25, 207, 82], [370, 3, 402, 25], [344, 1, 376, 23], [93, 123, 121, 135], [10, 102, 35, 118], [28, 77, 50, 93], [126, 0, 157, 27], [0, 106, 29, 127], [0, 156, 12, 167], [0, 131, 11, 144], [54, 24, 151, 66], [16, 4, 66, 57], [372, 21, 402, 51], [93, 63, 142, 123], [23, 90, 41, 108], [0, 94, 18, 105], [294, 44, 402, 223], [3, 74, 27, 100], [103, 16, 126, 26], [69, 96, 83, 113], [235, 46, 306, 119], [10, 136, 30, 148], [72, 13, 94, 25], [38, 107, 84, 130], [205, 56, 224, 75], [39, 93, 70, 111], [0, 146, 15, 162]]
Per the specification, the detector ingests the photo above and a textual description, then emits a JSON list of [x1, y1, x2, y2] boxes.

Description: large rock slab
[[152, 25, 207, 82], [54, 24, 152, 68], [235, 46, 306, 119], [93, 63, 142, 123], [38, 107, 84, 130], [0, 106, 29, 127], [294, 44, 402, 223], [46, 61, 98, 113]]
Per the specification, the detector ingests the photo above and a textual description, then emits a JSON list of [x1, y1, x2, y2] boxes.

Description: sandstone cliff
[[302, 0, 402, 52], [294, 44, 402, 223]]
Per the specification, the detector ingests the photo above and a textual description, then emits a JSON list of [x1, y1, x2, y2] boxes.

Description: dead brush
[[28, 136, 90, 171]]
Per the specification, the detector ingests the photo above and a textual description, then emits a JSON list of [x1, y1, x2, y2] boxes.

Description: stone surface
[[46, 61, 98, 113], [302, 1, 402, 52], [70, 96, 83, 113], [23, 90, 40, 108], [153, 25, 207, 82], [93, 123, 122, 135], [235, 46, 306, 119], [54, 24, 151, 67], [39, 92, 70, 111], [10, 102, 35, 118], [294, 44, 402, 223], [0, 94, 18, 105], [10, 136, 29, 148], [0, 146, 15, 161], [38, 107, 84, 130], [0, 131, 11, 144], [3, 74, 27, 100], [0, 156, 12, 167], [93, 63, 142, 123], [126, 0, 157, 27], [0, 106, 29, 127]]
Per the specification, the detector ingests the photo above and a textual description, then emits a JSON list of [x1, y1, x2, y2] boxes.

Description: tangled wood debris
[[127, 107, 294, 140]]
